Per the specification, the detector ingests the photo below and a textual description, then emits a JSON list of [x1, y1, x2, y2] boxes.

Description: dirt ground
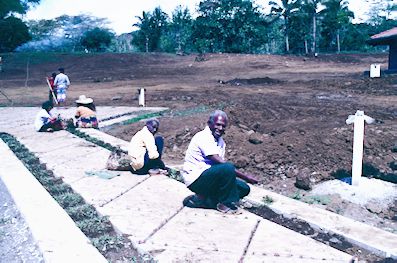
[[1, 52, 396, 237]]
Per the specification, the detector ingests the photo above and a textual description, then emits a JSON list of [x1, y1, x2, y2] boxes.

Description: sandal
[[148, 169, 161, 175], [183, 194, 211, 209], [216, 203, 243, 215]]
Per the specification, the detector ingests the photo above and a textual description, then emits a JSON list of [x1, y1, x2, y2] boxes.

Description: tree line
[[1, 0, 396, 54]]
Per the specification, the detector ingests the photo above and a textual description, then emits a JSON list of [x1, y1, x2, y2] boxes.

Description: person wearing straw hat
[[74, 95, 98, 128]]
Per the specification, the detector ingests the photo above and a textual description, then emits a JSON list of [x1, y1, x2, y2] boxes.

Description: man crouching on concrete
[[128, 119, 167, 175], [182, 110, 259, 214]]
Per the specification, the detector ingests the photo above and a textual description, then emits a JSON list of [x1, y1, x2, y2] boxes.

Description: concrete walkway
[[1, 106, 394, 262]]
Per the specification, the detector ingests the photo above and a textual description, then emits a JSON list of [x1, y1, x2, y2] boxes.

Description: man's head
[[58, 67, 65, 73], [42, 101, 53, 112], [146, 118, 160, 135], [208, 110, 228, 140]]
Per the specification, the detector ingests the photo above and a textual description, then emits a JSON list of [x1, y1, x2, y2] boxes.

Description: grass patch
[[65, 204, 98, 221], [301, 195, 331, 205], [167, 105, 210, 117], [0, 132, 147, 261], [122, 112, 165, 125], [262, 195, 274, 204], [66, 128, 119, 152]]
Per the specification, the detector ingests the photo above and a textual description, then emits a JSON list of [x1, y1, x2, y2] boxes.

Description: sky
[[25, 0, 370, 35]]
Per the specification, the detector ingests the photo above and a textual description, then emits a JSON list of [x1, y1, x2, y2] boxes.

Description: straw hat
[[76, 95, 93, 104]]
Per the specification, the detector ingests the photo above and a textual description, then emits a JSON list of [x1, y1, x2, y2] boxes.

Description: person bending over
[[182, 110, 259, 214], [34, 101, 64, 132], [128, 119, 166, 175], [74, 95, 98, 128]]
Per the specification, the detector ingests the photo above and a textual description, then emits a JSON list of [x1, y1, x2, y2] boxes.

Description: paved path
[[2, 106, 394, 262]]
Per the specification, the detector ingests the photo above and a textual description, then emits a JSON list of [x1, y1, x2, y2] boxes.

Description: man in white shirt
[[128, 119, 166, 175], [34, 101, 64, 132], [182, 110, 258, 214], [53, 67, 70, 105]]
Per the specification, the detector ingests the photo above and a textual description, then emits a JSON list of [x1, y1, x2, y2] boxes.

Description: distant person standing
[[53, 67, 70, 105], [47, 72, 57, 103]]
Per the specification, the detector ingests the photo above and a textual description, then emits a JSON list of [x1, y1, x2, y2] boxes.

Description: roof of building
[[367, 27, 397, 45]]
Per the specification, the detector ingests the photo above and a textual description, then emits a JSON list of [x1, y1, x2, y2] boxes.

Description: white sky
[[25, 0, 369, 35]]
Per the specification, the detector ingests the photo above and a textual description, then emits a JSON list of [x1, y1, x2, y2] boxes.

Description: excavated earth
[[0, 52, 396, 249]]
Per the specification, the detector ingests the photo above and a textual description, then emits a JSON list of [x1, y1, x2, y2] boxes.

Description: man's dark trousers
[[134, 136, 165, 174], [188, 162, 250, 206]]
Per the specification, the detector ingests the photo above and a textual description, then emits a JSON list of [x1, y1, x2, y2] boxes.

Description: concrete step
[[247, 185, 397, 259], [0, 140, 107, 263]]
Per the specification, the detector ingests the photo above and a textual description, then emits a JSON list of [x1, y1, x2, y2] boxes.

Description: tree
[[162, 5, 193, 53], [0, 16, 31, 52], [0, 0, 40, 52], [132, 7, 169, 52], [301, 0, 323, 54], [366, 0, 397, 25], [192, 0, 266, 53], [80, 27, 114, 52], [269, 0, 300, 53], [27, 19, 58, 40], [0, 0, 40, 18], [20, 14, 111, 52], [288, 4, 313, 54], [319, 0, 354, 52]]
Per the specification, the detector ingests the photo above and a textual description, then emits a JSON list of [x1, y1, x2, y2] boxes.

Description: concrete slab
[[71, 172, 149, 207], [0, 140, 107, 263], [99, 115, 140, 128], [78, 128, 129, 151], [98, 175, 192, 243], [247, 185, 397, 259], [38, 141, 109, 164], [140, 208, 259, 262], [18, 133, 83, 154], [40, 156, 106, 184], [244, 219, 353, 262]]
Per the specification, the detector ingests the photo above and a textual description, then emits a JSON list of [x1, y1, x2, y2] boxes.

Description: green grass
[[122, 111, 165, 125], [262, 195, 274, 205], [0, 132, 137, 259]]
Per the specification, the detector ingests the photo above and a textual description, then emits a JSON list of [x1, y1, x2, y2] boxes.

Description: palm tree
[[133, 11, 151, 52], [300, 0, 323, 54], [269, 0, 300, 53], [320, 0, 354, 53]]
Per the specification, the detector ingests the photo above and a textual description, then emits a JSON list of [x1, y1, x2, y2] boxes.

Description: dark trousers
[[134, 136, 165, 174], [188, 162, 250, 206], [39, 119, 63, 132]]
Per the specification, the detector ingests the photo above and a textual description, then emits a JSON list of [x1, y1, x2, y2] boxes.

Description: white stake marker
[[346, 110, 374, 186], [138, 88, 145, 107]]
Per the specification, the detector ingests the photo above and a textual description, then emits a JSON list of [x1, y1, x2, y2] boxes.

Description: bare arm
[[207, 154, 259, 184]]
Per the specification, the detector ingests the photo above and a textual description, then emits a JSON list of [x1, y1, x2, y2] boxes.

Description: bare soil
[[1, 52, 396, 256]]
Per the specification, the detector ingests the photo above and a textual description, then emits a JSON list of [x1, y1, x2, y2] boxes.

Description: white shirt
[[34, 109, 53, 131], [182, 126, 225, 186], [54, 73, 70, 89], [128, 126, 159, 170]]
